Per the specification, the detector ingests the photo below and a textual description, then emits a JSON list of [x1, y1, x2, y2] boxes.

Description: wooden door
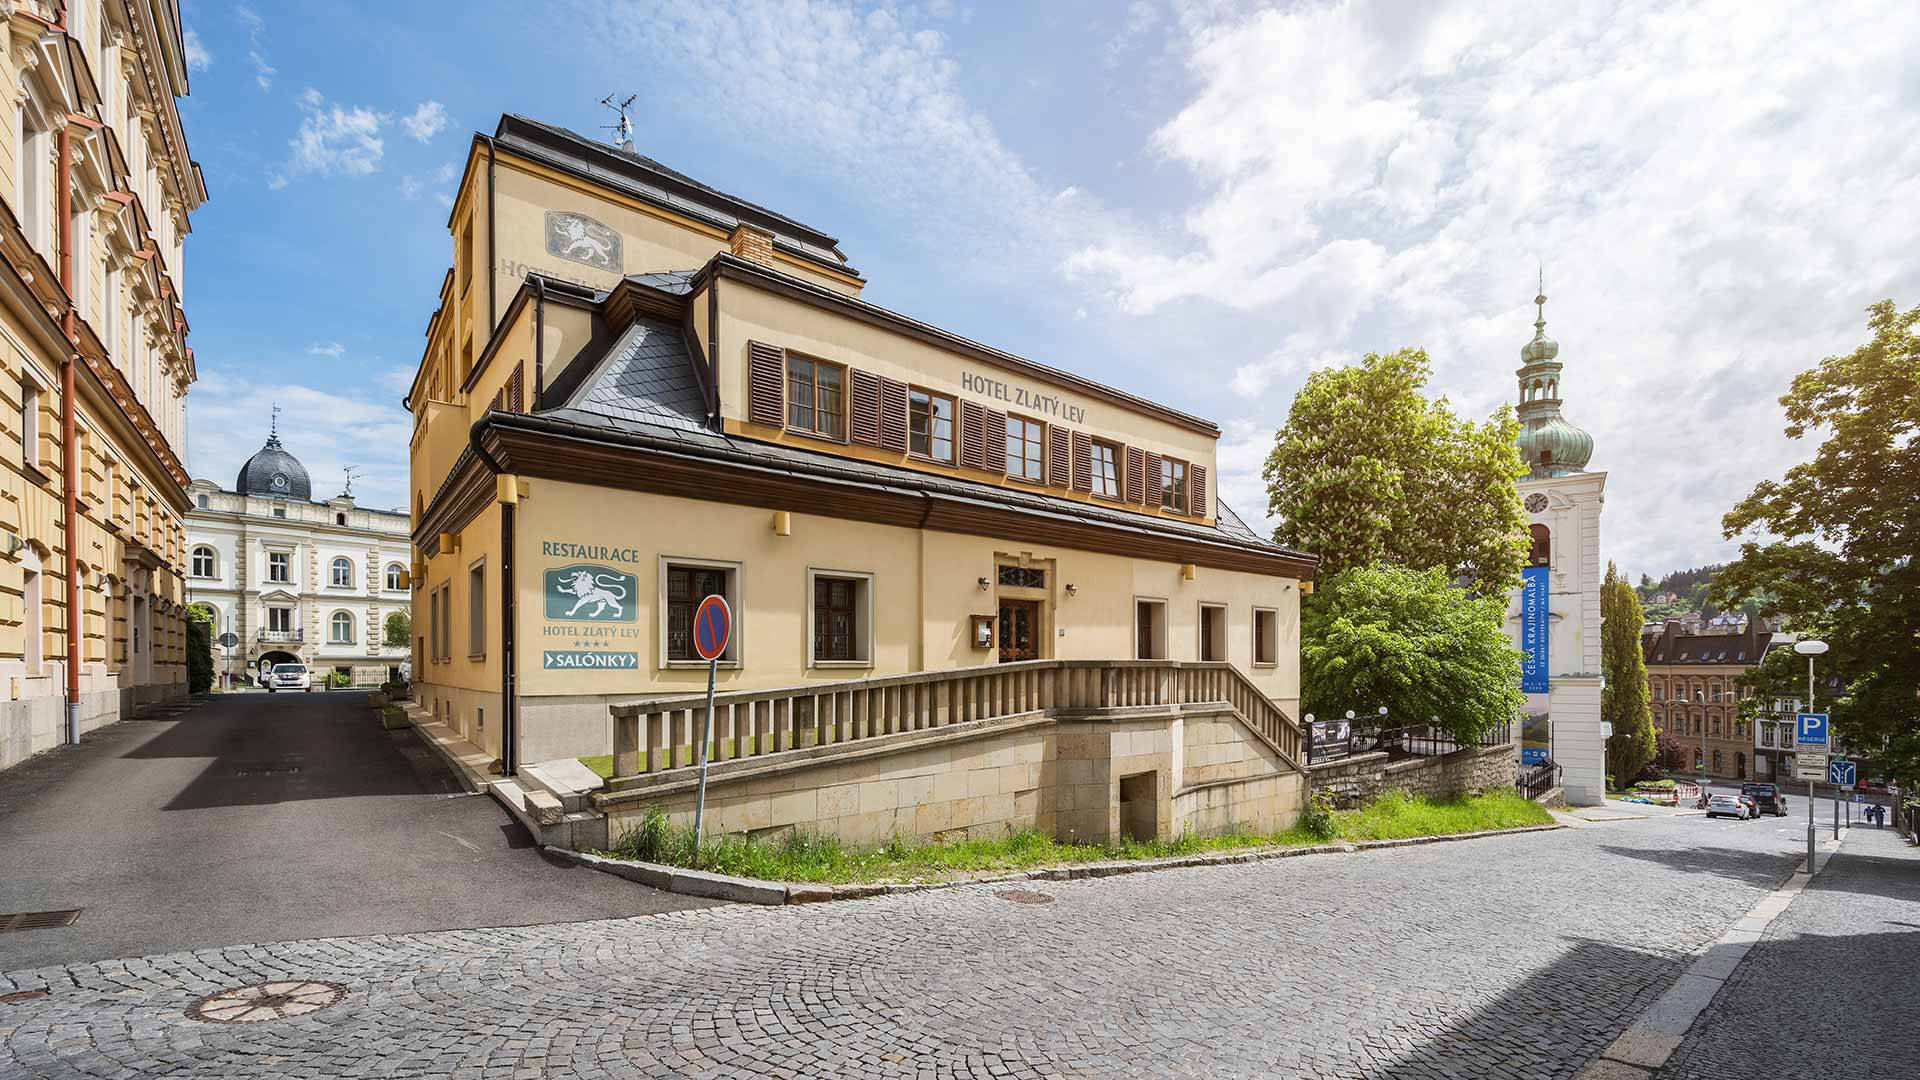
[[998, 600, 1040, 663]]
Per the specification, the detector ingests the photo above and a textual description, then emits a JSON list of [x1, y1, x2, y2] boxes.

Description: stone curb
[[544, 822, 1568, 907]]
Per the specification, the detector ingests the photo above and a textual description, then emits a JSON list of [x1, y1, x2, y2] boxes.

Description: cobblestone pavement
[[1, 812, 1811, 1079], [1663, 824, 1920, 1080]]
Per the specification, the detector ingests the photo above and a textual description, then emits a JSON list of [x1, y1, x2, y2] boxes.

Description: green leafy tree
[[1601, 562, 1656, 785], [184, 603, 214, 695], [1263, 348, 1529, 597], [384, 610, 411, 648], [1712, 300, 1920, 781], [1300, 563, 1525, 743]]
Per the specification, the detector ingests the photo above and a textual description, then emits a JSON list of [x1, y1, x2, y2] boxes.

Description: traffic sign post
[[690, 594, 732, 857], [1797, 710, 1829, 872]]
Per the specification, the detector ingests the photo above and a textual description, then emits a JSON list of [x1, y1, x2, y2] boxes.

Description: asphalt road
[[0, 690, 713, 972]]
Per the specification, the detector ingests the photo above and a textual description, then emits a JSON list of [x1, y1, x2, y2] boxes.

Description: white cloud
[[305, 341, 345, 358], [432, 163, 457, 183], [402, 101, 448, 142], [1067, 0, 1920, 574], [186, 373, 413, 511], [276, 89, 388, 185], [398, 175, 422, 200], [571, 0, 1117, 281], [235, 5, 275, 91], [183, 27, 211, 72]]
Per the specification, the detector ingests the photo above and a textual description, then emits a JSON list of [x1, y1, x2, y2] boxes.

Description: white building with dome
[[185, 430, 412, 687]]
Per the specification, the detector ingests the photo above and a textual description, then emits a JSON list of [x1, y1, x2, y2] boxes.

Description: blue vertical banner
[[1520, 566, 1550, 694]]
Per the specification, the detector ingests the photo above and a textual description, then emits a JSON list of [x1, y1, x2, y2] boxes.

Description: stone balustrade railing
[[609, 659, 1299, 779]]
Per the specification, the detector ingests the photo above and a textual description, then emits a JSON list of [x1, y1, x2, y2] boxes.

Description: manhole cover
[[189, 981, 346, 1024], [0, 910, 80, 933], [993, 888, 1055, 905]]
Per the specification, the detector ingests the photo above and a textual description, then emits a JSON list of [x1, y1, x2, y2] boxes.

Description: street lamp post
[[1794, 639, 1828, 872]]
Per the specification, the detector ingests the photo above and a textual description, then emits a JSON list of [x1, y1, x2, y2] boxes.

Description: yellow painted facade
[[408, 117, 1310, 770], [0, 1, 203, 770]]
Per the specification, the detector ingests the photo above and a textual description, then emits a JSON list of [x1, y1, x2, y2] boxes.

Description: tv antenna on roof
[[600, 93, 637, 152]]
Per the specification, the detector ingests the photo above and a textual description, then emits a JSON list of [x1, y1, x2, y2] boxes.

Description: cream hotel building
[[0, 0, 202, 770], [409, 116, 1316, 842]]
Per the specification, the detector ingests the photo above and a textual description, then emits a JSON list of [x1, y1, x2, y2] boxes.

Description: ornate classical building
[[1504, 284, 1606, 805], [0, 0, 205, 770], [185, 431, 412, 687]]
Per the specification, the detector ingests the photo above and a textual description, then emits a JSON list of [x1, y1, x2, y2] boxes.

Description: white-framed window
[[467, 559, 486, 657], [330, 556, 353, 588], [19, 370, 42, 472], [195, 493, 208, 509], [267, 551, 292, 583], [806, 568, 873, 668], [1252, 607, 1279, 667], [273, 506, 287, 519], [21, 547, 42, 676], [266, 607, 292, 633], [15, 85, 49, 253], [191, 545, 216, 578], [385, 563, 406, 591], [1198, 603, 1227, 663], [660, 556, 741, 667], [330, 610, 355, 644], [1134, 597, 1168, 660]]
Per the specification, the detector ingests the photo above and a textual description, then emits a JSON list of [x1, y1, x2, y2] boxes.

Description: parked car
[[1705, 794, 1752, 820], [267, 663, 313, 693], [1741, 782, 1789, 817]]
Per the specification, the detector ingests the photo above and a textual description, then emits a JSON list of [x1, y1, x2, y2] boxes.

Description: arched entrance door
[[256, 650, 300, 687]]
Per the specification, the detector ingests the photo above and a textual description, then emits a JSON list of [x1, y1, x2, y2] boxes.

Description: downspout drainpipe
[[532, 276, 545, 411], [471, 428, 515, 775], [57, 126, 81, 745]]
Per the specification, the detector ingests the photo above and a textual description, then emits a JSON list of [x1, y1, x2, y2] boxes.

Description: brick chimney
[[727, 223, 775, 267]]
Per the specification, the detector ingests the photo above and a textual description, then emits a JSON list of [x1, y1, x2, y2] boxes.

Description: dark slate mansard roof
[[524, 296, 1301, 564]]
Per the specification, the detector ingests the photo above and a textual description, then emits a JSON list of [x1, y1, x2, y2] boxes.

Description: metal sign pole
[[692, 656, 715, 859], [1806, 657, 1816, 872]]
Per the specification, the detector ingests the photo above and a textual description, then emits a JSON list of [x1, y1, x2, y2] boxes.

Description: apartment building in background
[[0, 0, 206, 769]]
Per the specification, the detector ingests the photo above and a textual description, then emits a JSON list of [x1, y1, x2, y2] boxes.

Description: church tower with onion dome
[[1504, 275, 1607, 807]]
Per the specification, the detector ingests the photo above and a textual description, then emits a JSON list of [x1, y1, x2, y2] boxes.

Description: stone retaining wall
[[598, 703, 1305, 850], [1306, 743, 1516, 808]]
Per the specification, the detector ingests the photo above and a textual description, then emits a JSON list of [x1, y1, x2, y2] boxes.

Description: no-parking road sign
[[692, 594, 732, 662]]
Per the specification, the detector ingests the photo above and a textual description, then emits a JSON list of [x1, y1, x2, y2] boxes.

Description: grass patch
[[579, 738, 771, 781], [602, 789, 1551, 884], [1332, 789, 1552, 842]]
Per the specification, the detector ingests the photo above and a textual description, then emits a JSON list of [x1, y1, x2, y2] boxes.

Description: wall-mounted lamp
[[1064, 583, 1078, 597], [1300, 580, 1314, 596], [771, 511, 792, 536], [1180, 563, 1197, 581], [977, 576, 991, 591]]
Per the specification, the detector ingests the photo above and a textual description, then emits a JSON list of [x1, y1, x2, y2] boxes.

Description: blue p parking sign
[[1795, 712, 1830, 749]]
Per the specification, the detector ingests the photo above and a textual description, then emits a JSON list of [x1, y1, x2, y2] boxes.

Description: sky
[[174, 0, 1920, 583]]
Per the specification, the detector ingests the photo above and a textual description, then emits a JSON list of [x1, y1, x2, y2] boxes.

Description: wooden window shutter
[[1145, 452, 1163, 506], [848, 369, 882, 446], [1126, 446, 1146, 505], [959, 401, 988, 470], [506, 364, 524, 412], [1189, 463, 1207, 517], [878, 377, 910, 452], [983, 409, 1008, 474], [1048, 427, 1071, 488], [746, 341, 784, 427], [1070, 431, 1092, 492]]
